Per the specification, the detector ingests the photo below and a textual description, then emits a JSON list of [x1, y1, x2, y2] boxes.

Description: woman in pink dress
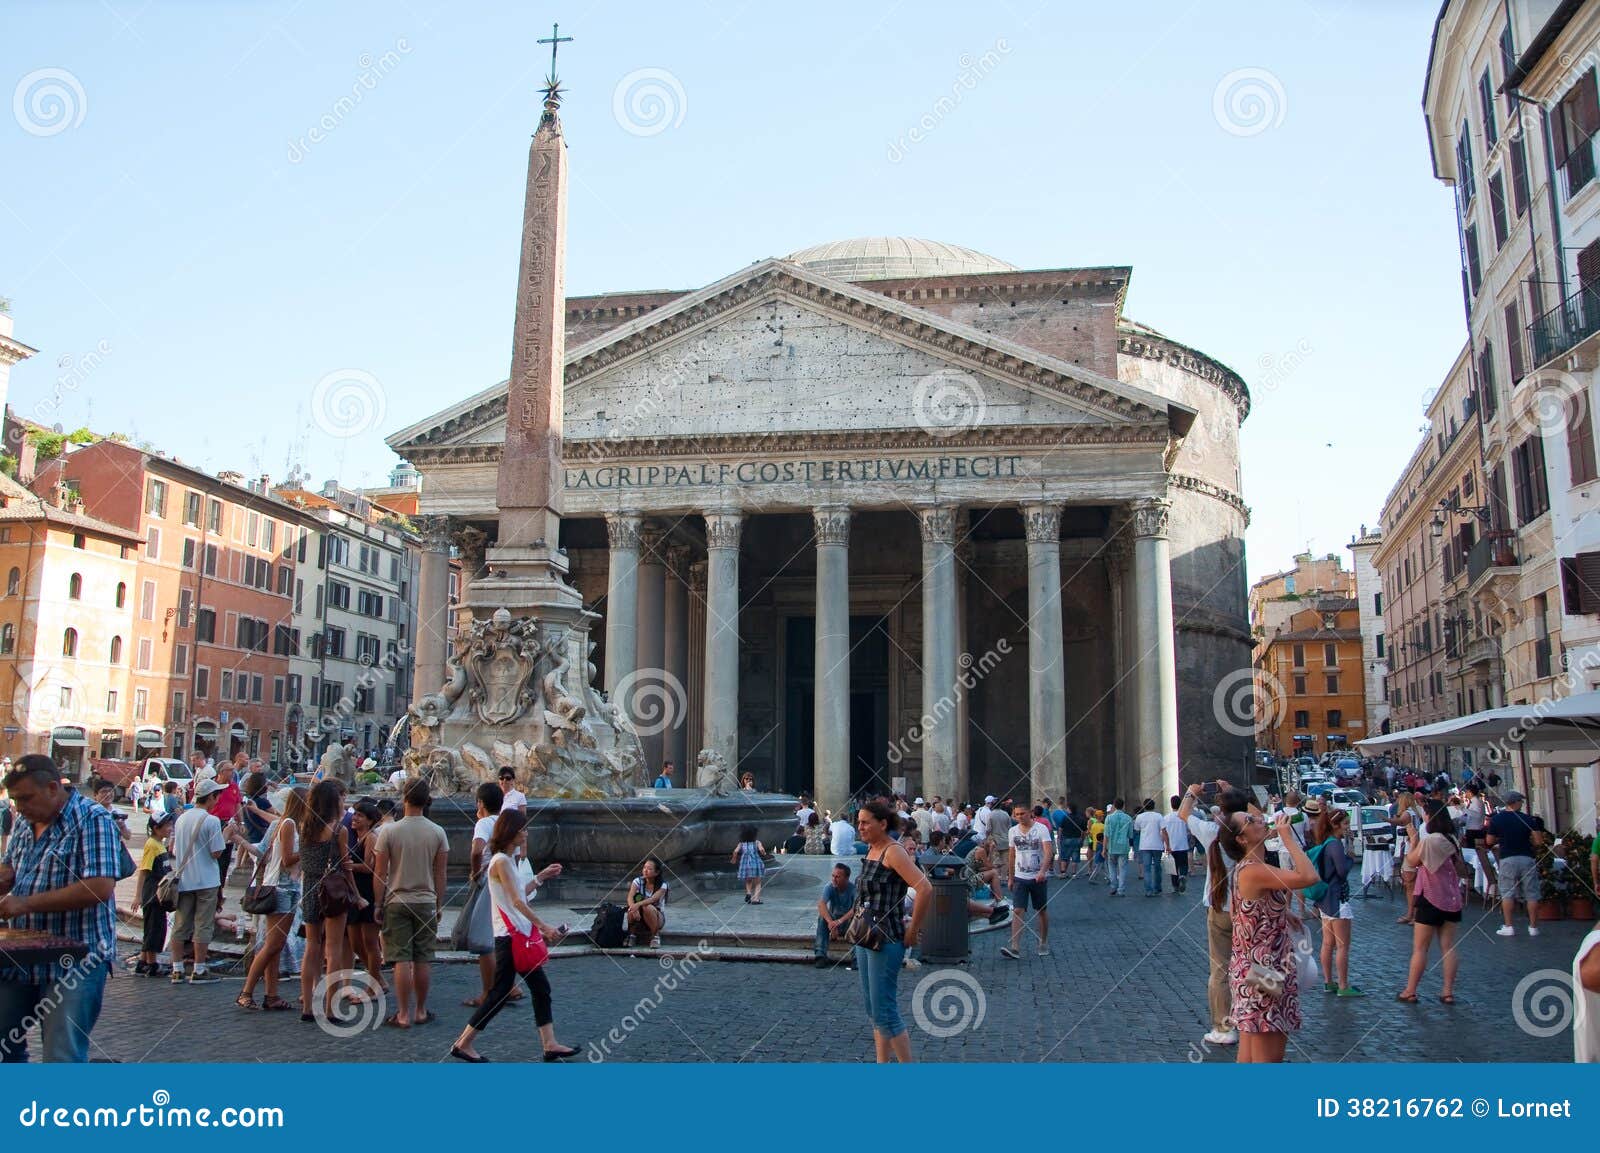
[[1213, 810, 1321, 1063]]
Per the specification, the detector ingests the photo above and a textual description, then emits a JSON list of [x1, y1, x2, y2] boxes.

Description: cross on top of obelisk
[[537, 22, 573, 109]]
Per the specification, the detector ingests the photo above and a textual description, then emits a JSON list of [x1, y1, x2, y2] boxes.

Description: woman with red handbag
[[450, 809, 577, 1063]]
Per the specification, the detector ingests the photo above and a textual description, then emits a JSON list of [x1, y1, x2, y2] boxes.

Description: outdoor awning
[[1355, 691, 1600, 754], [193, 720, 218, 738], [134, 727, 164, 747], [49, 725, 87, 748], [229, 720, 249, 735]]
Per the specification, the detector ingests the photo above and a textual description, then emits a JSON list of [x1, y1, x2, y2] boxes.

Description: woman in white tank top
[[237, 786, 306, 1011], [451, 809, 577, 1062]]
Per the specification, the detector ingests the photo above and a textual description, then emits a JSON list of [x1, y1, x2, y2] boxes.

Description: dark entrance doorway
[[782, 613, 890, 798]]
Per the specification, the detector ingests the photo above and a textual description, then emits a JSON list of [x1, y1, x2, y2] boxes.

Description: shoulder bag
[[240, 823, 280, 915]]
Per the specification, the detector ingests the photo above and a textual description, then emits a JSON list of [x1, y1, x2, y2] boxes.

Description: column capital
[[1020, 503, 1064, 545], [687, 558, 708, 595], [918, 505, 958, 545], [813, 505, 851, 547], [605, 512, 643, 551], [417, 514, 455, 552], [1130, 497, 1171, 540], [665, 543, 692, 579], [703, 509, 743, 550], [637, 524, 668, 563]]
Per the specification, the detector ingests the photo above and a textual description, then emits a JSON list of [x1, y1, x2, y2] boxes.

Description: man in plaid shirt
[[0, 755, 121, 1062]]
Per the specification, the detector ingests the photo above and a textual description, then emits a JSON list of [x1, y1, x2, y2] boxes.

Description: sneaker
[[1528, 927, 1541, 937], [170, 970, 186, 984], [903, 957, 922, 970], [1336, 986, 1366, 998], [1323, 982, 1338, 993], [1203, 1028, 1239, 1045], [188, 969, 221, 985], [814, 957, 829, 969], [988, 907, 1009, 925], [1037, 947, 1050, 957], [1000, 946, 1019, 960], [1496, 925, 1516, 937]]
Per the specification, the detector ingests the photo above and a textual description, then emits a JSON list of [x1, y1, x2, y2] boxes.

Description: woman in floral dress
[[1213, 809, 1320, 1063]]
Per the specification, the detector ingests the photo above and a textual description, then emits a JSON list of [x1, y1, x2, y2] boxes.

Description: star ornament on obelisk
[[495, 21, 574, 567]]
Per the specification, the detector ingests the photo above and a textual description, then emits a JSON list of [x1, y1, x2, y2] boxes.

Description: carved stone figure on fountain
[[695, 748, 740, 796]]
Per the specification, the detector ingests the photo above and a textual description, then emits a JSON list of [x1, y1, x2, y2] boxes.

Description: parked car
[[141, 757, 194, 803], [1304, 779, 1336, 799], [1330, 787, 1367, 807], [1351, 804, 1396, 860]]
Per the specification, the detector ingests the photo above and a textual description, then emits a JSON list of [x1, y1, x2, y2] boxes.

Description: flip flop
[[414, 1011, 436, 1025], [1438, 994, 1456, 1005], [382, 1014, 410, 1029], [1395, 992, 1419, 1004]]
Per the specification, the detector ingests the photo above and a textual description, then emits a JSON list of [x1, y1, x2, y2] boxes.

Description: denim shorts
[[1499, 855, 1539, 903], [1010, 877, 1049, 911], [273, 882, 300, 916]]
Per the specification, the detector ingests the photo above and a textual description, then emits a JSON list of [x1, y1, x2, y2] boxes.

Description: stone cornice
[[1118, 327, 1251, 421], [1168, 472, 1251, 525]]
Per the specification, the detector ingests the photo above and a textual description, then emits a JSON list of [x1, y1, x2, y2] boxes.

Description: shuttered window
[[1509, 136, 1530, 217], [1466, 226, 1482, 296], [1505, 300, 1524, 382], [1569, 394, 1598, 484], [1489, 172, 1509, 247], [1561, 552, 1600, 613]]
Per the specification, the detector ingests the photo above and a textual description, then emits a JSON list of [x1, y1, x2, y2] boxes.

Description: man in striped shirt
[[0, 754, 121, 1062]]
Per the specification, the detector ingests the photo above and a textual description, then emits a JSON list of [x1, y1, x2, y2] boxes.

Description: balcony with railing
[[1529, 283, 1600, 370], [1466, 530, 1519, 587], [1464, 635, 1498, 667]]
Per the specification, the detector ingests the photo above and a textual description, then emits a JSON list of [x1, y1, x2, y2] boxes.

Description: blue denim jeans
[[1107, 854, 1128, 894], [855, 939, 906, 1037], [1141, 849, 1164, 894], [815, 916, 843, 957], [0, 956, 110, 1063]]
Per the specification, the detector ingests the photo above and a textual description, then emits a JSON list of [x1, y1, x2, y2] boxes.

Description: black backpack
[[590, 902, 627, 948]]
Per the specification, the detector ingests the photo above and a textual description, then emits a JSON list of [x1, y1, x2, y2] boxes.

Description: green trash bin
[[919, 853, 970, 964]]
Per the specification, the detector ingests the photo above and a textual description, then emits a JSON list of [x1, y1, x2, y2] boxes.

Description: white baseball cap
[[914, 797, 925, 805], [984, 794, 996, 804]]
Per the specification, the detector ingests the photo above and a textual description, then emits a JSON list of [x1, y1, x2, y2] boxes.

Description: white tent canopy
[[1355, 690, 1600, 755]]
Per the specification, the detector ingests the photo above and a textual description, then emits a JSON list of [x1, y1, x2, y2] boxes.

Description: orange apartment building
[[35, 441, 323, 766], [0, 472, 141, 776], [1255, 595, 1369, 758]]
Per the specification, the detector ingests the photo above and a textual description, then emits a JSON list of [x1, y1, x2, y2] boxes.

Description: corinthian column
[[663, 545, 690, 773], [1131, 495, 1179, 803], [1022, 503, 1067, 801], [813, 505, 851, 814], [414, 515, 453, 698], [920, 506, 959, 801], [603, 513, 641, 698], [702, 510, 743, 771]]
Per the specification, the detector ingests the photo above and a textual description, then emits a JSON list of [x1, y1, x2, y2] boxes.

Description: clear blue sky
[[3, 0, 1460, 581]]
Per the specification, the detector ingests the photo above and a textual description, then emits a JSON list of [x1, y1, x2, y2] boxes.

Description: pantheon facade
[[390, 237, 1252, 810]]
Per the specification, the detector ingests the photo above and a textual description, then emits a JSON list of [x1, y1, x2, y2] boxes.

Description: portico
[[391, 241, 1254, 807]]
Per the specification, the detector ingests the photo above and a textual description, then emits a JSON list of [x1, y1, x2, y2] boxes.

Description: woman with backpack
[[1396, 804, 1466, 1004], [451, 808, 576, 1063], [1307, 808, 1362, 997]]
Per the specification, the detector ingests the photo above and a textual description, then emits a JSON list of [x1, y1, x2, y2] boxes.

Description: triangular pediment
[[388, 259, 1191, 456]]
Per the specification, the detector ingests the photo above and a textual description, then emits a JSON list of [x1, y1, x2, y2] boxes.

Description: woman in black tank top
[[853, 799, 932, 1062]]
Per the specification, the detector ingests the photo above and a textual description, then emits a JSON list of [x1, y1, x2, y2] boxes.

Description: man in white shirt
[[1133, 799, 1167, 896], [954, 805, 972, 834], [999, 804, 1053, 959], [795, 797, 816, 831], [973, 796, 995, 844], [1162, 795, 1192, 894], [930, 800, 951, 835], [169, 779, 226, 984], [497, 768, 528, 810], [911, 798, 934, 841], [829, 813, 857, 856]]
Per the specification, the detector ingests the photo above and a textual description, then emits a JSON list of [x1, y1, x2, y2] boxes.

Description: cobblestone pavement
[[67, 872, 1590, 1063]]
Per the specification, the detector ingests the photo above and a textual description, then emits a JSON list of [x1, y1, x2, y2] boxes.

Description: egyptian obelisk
[[471, 37, 581, 617]]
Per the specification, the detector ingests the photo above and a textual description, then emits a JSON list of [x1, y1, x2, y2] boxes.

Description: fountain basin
[[427, 789, 796, 873]]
